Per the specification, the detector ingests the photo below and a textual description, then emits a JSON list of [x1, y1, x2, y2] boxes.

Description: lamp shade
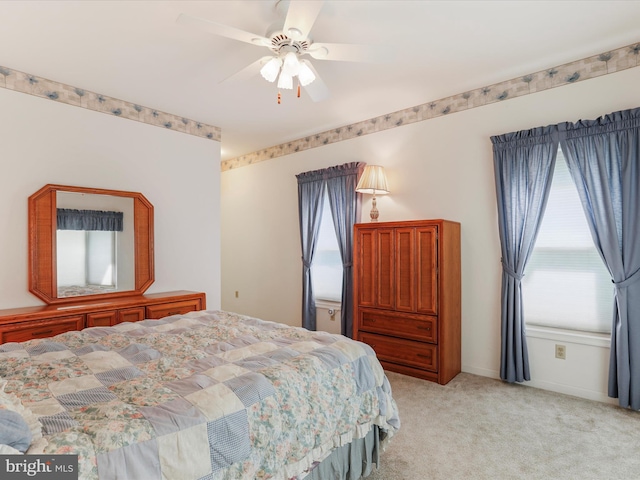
[[281, 51, 301, 77], [277, 72, 293, 89], [260, 57, 282, 83], [298, 60, 316, 86], [356, 165, 390, 195]]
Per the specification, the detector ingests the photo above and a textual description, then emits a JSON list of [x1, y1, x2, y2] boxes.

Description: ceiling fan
[[177, 0, 385, 103]]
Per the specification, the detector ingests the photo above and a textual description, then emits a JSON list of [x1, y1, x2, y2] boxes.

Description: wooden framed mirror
[[29, 184, 154, 305]]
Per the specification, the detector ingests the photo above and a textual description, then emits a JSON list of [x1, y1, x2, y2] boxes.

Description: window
[[522, 147, 613, 333], [57, 230, 116, 287], [311, 190, 343, 302]]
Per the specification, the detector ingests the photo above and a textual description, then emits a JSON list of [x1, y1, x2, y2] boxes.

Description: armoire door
[[376, 228, 394, 309], [416, 226, 438, 314], [395, 228, 415, 312], [356, 229, 376, 307]]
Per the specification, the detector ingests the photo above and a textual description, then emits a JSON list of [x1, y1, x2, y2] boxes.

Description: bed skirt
[[304, 425, 381, 480]]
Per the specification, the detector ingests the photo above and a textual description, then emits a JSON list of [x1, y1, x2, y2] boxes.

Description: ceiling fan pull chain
[[297, 83, 301, 98], [278, 91, 282, 104]]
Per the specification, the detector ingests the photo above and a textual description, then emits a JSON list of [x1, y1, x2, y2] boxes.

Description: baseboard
[[461, 365, 500, 380], [524, 378, 618, 405], [462, 365, 618, 405]]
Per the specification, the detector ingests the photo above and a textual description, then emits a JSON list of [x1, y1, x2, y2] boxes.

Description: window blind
[[311, 190, 343, 302], [522, 148, 613, 333]]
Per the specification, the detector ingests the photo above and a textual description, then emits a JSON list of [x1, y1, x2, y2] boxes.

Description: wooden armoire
[[353, 219, 461, 384]]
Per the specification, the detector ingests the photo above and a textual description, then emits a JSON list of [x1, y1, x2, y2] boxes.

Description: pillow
[[0, 379, 47, 454], [0, 409, 32, 452], [0, 444, 23, 455]]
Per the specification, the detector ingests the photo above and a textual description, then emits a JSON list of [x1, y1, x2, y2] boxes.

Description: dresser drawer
[[359, 331, 438, 372], [118, 307, 146, 324], [0, 315, 85, 343], [0, 292, 206, 345], [146, 299, 201, 319], [359, 310, 437, 343], [87, 311, 117, 327]]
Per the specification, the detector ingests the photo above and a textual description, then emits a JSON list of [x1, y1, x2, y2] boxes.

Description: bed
[[0, 310, 400, 479]]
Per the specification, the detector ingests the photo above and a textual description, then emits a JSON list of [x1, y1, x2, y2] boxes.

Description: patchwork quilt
[[0, 310, 400, 479]]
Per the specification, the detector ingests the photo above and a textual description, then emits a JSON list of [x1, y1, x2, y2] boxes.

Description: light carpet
[[368, 371, 640, 479]]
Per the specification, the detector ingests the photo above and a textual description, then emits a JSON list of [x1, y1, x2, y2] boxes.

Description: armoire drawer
[[146, 299, 202, 319], [359, 310, 437, 344], [0, 315, 85, 343], [359, 331, 438, 372]]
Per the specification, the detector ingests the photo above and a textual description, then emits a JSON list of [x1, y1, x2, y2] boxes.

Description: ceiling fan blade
[[220, 56, 273, 83], [301, 62, 329, 102], [283, 1, 324, 40], [176, 13, 271, 47], [307, 42, 392, 63]]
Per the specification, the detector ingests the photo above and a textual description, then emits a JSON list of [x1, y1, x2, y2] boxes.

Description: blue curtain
[[57, 209, 123, 232], [325, 162, 364, 338], [296, 162, 364, 334], [559, 107, 640, 409], [296, 170, 326, 332], [491, 127, 558, 382]]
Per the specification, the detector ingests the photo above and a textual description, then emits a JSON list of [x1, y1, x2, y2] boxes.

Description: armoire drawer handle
[[417, 325, 431, 331], [416, 353, 431, 359]]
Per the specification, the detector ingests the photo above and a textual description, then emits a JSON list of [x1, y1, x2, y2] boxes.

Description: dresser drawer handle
[[31, 329, 53, 337], [416, 353, 431, 359], [417, 325, 431, 331]]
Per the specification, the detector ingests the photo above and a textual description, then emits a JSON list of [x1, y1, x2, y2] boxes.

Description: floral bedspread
[[0, 310, 400, 479]]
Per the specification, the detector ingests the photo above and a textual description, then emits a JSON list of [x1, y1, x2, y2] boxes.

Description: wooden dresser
[[353, 220, 461, 384], [0, 290, 206, 344]]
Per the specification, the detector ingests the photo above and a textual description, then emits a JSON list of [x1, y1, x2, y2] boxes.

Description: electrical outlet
[[555, 344, 566, 360]]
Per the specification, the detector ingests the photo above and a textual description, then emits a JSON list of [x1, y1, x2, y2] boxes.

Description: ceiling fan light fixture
[[260, 57, 282, 83], [281, 51, 301, 77], [277, 72, 293, 90], [298, 61, 316, 86]]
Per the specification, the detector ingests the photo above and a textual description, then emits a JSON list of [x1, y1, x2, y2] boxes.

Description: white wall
[[316, 300, 342, 335], [0, 87, 221, 310], [221, 66, 640, 404]]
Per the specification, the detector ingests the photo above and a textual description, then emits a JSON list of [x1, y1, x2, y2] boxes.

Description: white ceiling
[[1, 1, 639, 161]]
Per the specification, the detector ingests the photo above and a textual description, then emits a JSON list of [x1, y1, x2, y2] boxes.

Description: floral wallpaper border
[[0, 66, 221, 142], [222, 41, 640, 172]]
